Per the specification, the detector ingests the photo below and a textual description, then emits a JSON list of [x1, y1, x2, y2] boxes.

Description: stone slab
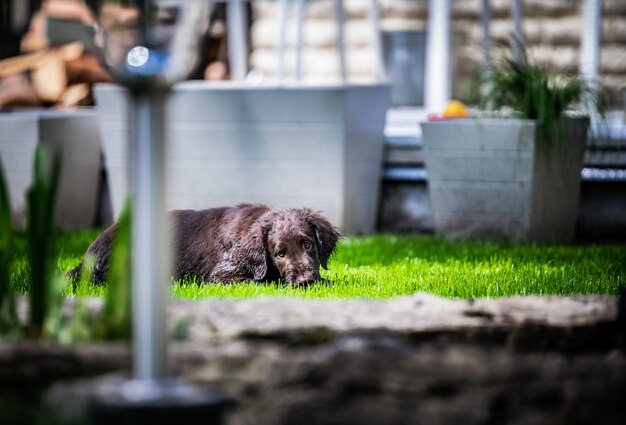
[[2, 294, 624, 425]]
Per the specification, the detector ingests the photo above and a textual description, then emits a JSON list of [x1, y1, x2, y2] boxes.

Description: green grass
[[8, 231, 626, 300]]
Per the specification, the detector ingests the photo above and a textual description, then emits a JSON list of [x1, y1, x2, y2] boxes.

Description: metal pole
[[89, 3, 225, 422], [227, 0, 248, 81], [580, 0, 602, 84], [335, 0, 346, 82], [481, 0, 491, 72], [368, 0, 386, 81], [425, 0, 451, 113], [511, 0, 524, 62], [295, 0, 306, 81], [277, 0, 289, 82], [130, 90, 169, 381]]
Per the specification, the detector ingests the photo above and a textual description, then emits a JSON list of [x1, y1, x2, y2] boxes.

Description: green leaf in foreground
[[0, 162, 16, 330], [101, 199, 131, 339], [26, 145, 62, 337]]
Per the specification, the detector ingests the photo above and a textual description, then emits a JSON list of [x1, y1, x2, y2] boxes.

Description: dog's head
[[247, 208, 340, 286]]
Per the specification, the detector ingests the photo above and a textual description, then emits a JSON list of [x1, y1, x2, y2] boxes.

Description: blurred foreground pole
[[86, 1, 224, 423], [130, 91, 169, 380], [425, 0, 451, 113]]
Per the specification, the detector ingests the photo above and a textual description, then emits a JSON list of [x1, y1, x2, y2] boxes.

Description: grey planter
[[95, 82, 390, 234], [0, 109, 102, 229], [421, 118, 589, 241]]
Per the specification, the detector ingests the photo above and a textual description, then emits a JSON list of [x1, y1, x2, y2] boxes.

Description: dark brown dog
[[71, 204, 340, 286]]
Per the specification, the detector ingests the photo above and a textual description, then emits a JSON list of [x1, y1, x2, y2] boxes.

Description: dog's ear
[[303, 209, 340, 270]]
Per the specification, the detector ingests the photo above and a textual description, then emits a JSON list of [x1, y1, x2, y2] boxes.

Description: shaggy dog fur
[[70, 204, 340, 286]]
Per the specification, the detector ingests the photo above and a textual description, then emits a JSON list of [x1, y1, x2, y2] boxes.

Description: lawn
[[8, 230, 626, 299]]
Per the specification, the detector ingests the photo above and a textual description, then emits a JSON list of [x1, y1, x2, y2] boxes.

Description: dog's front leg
[[208, 262, 252, 284]]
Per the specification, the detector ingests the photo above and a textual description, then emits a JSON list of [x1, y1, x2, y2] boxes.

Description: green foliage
[[67, 255, 96, 342], [61, 200, 131, 342], [481, 51, 605, 145], [0, 163, 17, 331], [100, 199, 131, 339], [59, 201, 132, 342], [0, 147, 132, 342], [26, 145, 62, 337]]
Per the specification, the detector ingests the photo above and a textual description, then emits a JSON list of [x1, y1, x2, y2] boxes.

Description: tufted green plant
[[481, 51, 605, 149]]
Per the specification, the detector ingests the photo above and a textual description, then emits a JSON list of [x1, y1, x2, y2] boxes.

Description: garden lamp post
[[84, 0, 223, 422]]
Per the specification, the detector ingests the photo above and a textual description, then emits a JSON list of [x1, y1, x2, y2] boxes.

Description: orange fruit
[[442, 100, 467, 117]]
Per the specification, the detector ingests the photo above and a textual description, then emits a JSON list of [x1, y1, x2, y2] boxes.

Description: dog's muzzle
[[289, 271, 320, 286]]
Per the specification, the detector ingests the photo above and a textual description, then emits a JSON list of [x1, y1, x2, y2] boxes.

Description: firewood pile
[[0, 0, 238, 110], [0, 0, 112, 110]]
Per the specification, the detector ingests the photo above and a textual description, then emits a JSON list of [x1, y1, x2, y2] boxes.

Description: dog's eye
[[276, 251, 286, 258], [303, 241, 312, 250]]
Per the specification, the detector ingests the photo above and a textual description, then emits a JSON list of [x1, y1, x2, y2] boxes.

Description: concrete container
[[94, 82, 390, 234], [421, 118, 589, 241], [0, 109, 102, 229]]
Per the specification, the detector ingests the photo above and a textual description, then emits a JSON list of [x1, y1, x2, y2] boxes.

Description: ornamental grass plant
[[481, 51, 606, 144]]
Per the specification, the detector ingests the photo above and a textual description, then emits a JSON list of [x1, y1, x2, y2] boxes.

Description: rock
[[187, 337, 626, 425], [1, 295, 624, 425], [166, 294, 618, 345]]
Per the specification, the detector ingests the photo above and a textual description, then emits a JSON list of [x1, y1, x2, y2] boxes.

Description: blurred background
[[2, 0, 626, 103], [0, 0, 625, 239]]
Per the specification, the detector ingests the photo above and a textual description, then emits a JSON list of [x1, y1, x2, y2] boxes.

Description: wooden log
[[58, 83, 91, 108], [0, 74, 41, 108], [57, 42, 85, 62], [21, 32, 49, 53], [21, 11, 49, 52], [42, 0, 95, 24], [0, 43, 83, 79], [0, 51, 47, 78], [32, 55, 67, 102], [67, 55, 112, 85]]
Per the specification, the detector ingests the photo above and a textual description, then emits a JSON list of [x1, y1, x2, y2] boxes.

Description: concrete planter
[[0, 109, 102, 229], [94, 82, 390, 234], [421, 118, 589, 241]]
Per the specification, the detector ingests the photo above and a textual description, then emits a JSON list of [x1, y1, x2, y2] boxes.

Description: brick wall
[[249, 0, 626, 105]]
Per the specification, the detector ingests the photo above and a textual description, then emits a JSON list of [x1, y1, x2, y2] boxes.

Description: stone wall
[[1, 295, 625, 424], [249, 0, 626, 104]]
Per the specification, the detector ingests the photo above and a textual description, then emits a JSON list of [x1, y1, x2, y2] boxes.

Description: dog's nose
[[293, 273, 319, 286]]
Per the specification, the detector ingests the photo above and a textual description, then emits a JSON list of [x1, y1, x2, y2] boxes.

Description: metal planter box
[[0, 109, 102, 229], [421, 118, 589, 241], [95, 82, 390, 234]]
